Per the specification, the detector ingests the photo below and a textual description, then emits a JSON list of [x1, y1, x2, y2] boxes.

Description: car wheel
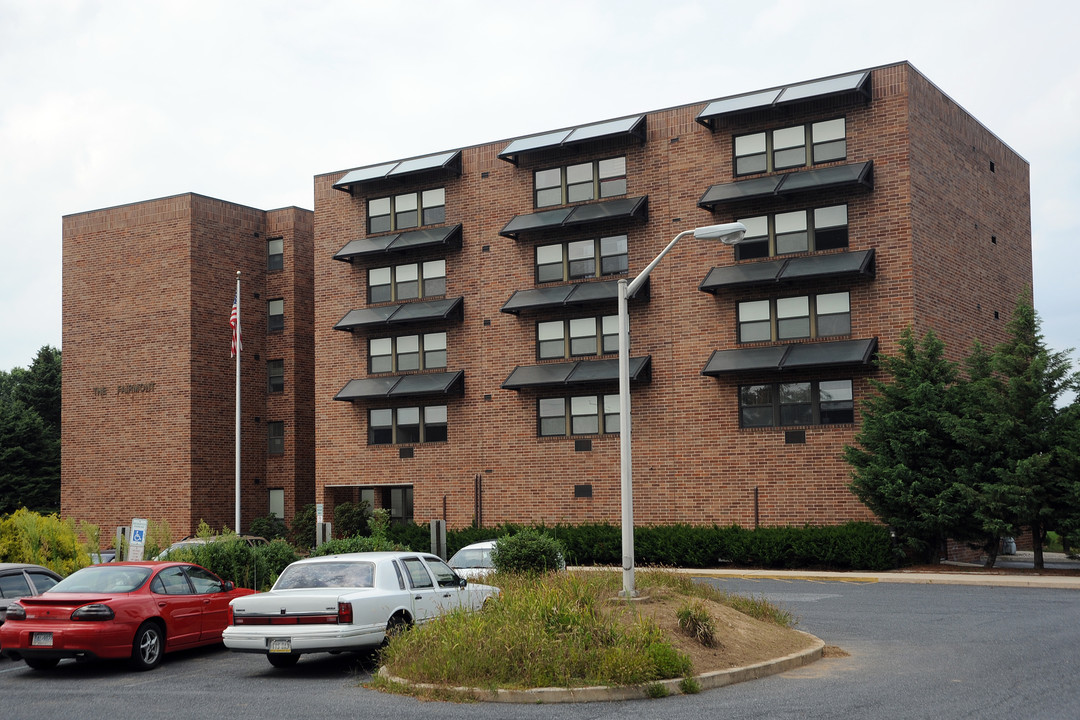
[[129, 621, 164, 671], [267, 653, 300, 668], [24, 657, 60, 671], [382, 613, 411, 646]]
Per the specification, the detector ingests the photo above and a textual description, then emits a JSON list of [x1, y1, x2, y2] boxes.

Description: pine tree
[[845, 328, 979, 561]]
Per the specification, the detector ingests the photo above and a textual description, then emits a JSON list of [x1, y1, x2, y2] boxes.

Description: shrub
[[311, 534, 407, 556], [289, 504, 317, 549], [491, 529, 565, 575], [249, 513, 288, 540], [166, 526, 297, 591], [0, 508, 89, 575], [332, 501, 370, 538]]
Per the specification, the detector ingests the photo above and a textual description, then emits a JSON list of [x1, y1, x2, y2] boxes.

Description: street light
[[617, 222, 747, 597]]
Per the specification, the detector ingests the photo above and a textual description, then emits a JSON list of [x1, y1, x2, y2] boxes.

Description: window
[[369, 405, 447, 445], [535, 235, 627, 283], [538, 394, 620, 437], [267, 237, 283, 271], [535, 157, 626, 208], [267, 299, 284, 332], [268, 488, 284, 518], [369, 332, 447, 373], [737, 292, 850, 342], [268, 421, 285, 455], [401, 557, 433, 589], [369, 259, 446, 303], [367, 188, 445, 233], [734, 204, 848, 260], [536, 315, 618, 359], [738, 379, 853, 428], [267, 359, 284, 393], [734, 118, 845, 176]]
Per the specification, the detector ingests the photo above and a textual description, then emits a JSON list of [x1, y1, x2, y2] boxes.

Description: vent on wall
[[785, 430, 806, 444]]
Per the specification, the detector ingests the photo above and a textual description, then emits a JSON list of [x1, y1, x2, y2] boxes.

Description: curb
[[378, 631, 824, 703]]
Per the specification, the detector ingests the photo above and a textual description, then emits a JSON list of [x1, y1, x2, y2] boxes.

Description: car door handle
[[442, 593, 452, 598], [158, 602, 167, 608], [415, 595, 422, 600]]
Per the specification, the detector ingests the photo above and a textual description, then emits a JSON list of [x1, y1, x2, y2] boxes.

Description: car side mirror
[[458, 577, 468, 588], [223, 581, 235, 592]]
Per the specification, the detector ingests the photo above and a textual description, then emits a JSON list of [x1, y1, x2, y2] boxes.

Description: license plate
[[268, 638, 291, 653], [31, 632, 53, 647]]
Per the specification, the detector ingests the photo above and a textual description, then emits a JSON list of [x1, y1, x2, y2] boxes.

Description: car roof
[[457, 540, 498, 551], [0, 563, 58, 574], [292, 551, 441, 564]]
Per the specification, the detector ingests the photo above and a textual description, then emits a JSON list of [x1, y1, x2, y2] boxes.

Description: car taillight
[[337, 601, 353, 624], [227, 603, 234, 625], [5, 601, 26, 621], [71, 604, 115, 621]]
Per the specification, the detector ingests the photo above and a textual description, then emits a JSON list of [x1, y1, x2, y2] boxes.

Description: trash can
[[1001, 537, 1016, 555]]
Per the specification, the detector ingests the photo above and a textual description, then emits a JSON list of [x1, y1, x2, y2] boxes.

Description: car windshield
[[50, 566, 153, 594], [273, 561, 375, 590], [449, 548, 492, 569]]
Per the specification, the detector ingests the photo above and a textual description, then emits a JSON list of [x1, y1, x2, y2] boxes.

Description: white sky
[[1, 0, 1077, 377]]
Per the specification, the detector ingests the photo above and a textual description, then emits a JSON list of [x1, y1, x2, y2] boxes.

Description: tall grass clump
[[380, 570, 690, 689]]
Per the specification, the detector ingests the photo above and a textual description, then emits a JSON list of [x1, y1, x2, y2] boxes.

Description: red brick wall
[[62, 194, 314, 543], [312, 62, 1031, 532]]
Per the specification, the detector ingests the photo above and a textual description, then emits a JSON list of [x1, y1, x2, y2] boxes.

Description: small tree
[[845, 328, 978, 561], [491, 529, 565, 574]]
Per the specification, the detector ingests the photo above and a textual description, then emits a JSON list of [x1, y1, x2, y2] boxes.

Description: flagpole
[[234, 271, 241, 533]]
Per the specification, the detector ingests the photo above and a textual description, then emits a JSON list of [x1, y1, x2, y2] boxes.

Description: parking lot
[[4, 578, 1080, 720]]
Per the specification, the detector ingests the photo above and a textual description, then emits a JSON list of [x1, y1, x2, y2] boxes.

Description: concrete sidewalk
[[679, 550, 1080, 590]]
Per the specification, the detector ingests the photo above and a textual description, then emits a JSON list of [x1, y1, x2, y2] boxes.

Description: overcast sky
[[1, 0, 1077, 381]]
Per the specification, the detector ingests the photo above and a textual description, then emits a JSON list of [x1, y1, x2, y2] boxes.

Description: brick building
[[61, 61, 1031, 539], [61, 194, 315, 537], [313, 61, 1030, 530]]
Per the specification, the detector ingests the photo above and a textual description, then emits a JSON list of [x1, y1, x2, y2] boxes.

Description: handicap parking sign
[[131, 528, 145, 544]]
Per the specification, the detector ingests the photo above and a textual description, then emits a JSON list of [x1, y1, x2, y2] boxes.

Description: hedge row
[[385, 521, 896, 572]]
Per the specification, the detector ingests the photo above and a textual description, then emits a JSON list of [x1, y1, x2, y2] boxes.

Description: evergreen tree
[[845, 328, 979, 561], [0, 346, 62, 514], [981, 299, 1078, 569]]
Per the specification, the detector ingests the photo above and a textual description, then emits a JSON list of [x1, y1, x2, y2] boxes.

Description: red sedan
[[0, 561, 255, 671]]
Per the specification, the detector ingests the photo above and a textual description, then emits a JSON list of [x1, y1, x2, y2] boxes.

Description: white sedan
[[222, 551, 498, 668]]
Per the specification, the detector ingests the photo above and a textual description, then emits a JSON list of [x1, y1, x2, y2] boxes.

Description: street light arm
[[626, 229, 694, 297]]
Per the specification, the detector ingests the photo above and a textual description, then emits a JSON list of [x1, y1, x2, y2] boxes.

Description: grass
[[375, 569, 793, 693]]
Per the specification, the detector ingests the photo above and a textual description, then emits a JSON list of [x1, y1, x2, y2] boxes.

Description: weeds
[[676, 601, 716, 647]]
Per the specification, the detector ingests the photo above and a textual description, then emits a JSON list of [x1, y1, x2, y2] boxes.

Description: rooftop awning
[[701, 338, 878, 376], [333, 224, 463, 262], [501, 356, 651, 390], [332, 150, 462, 193], [696, 71, 872, 130], [498, 115, 647, 165], [334, 370, 465, 401], [500, 277, 649, 315], [499, 196, 648, 239], [333, 297, 464, 331], [699, 249, 875, 292], [698, 162, 873, 210]]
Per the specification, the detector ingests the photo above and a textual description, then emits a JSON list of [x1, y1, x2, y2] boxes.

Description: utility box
[[316, 522, 332, 547], [430, 519, 447, 560]]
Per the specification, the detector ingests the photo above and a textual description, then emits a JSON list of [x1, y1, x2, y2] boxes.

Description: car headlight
[[71, 604, 115, 621]]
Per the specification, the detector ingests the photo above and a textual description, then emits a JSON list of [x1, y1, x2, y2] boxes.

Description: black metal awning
[[334, 370, 465, 401], [701, 338, 878, 376], [501, 356, 651, 390], [498, 115, 647, 165], [500, 277, 650, 315], [333, 297, 464, 331], [696, 71, 872, 130], [333, 224, 463, 262], [499, 196, 648, 239], [699, 249, 875, 292], [332, 150, 462, 194], [698, 162, 873, 210]]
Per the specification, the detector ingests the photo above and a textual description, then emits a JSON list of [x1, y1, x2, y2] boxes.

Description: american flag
[[230, 288, 242, 357]]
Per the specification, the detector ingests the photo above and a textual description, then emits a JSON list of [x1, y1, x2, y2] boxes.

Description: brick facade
[[61, 194, 314, 538], [312, 62, 1030, 531], [60, 62, 1031, 543]]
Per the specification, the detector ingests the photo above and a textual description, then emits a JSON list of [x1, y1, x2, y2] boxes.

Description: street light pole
[[617, 222, 747, 598]]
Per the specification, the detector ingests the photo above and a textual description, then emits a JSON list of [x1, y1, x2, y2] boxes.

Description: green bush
[[289, 504, 317, 549], [491, 529, 565, 575], [310, 535, 407, 556], [332, 501, 370, 538], [249, 513, 288, 540], [167, 533, 297, 591], [0, 508, 89, 575]]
